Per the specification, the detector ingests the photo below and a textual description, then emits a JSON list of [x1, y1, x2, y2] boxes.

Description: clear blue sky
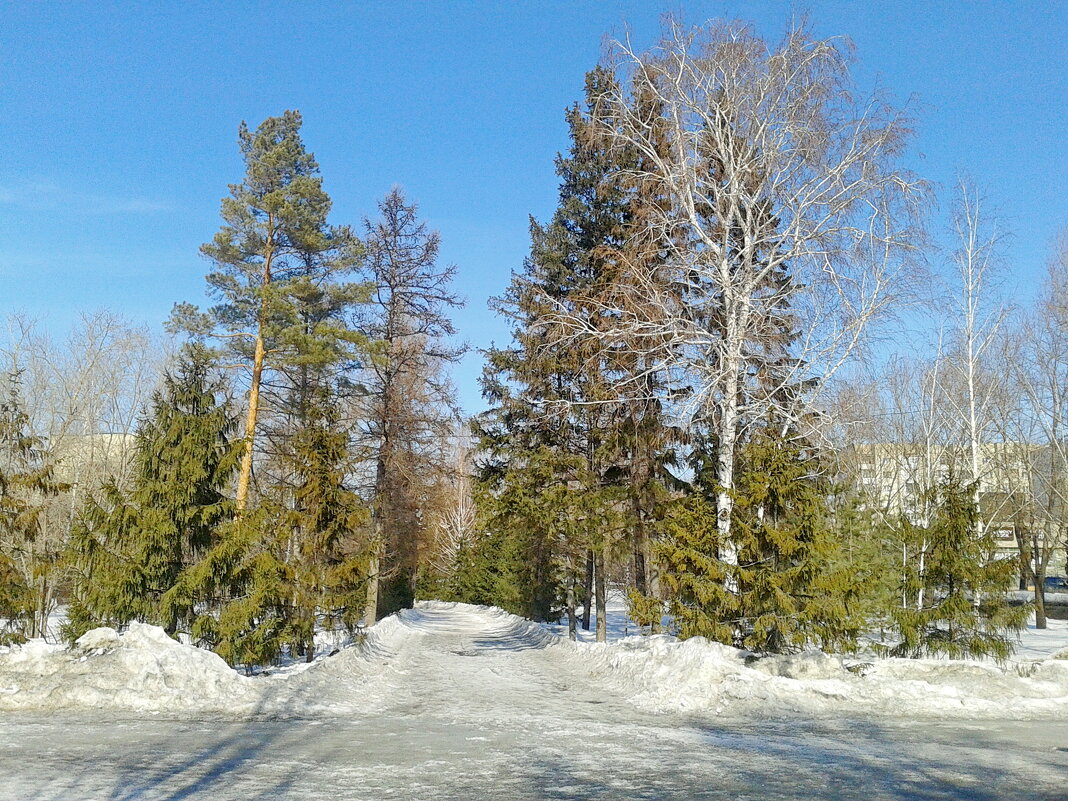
[[1, 1, 1065, 414]]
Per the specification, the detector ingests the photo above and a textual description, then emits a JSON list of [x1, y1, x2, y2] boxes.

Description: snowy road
[[3, 604, 1068, 800]]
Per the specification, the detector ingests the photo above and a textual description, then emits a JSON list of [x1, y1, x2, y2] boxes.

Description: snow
[[0, 614, 408, 717], [0, 622, 259, 716], [1013, 616, 1068, 661], [1011, 589, 1068, 603], [550, 623, 1068, 720], [2, 599, 1067, 722], [3, 602, 1068, 799]]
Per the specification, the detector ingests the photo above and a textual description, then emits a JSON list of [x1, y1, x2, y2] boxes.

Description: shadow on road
[[11, 711, 1068, 800], [517, 717, 1068, 801], [31, 704, 302, 801]]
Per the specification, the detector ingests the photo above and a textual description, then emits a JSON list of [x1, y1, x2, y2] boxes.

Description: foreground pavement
[[2, 605, 1067, 800]]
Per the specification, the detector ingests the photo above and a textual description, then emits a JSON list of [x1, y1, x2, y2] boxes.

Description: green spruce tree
[[730, 430, 866, 653], [170, 391, 370, 670], [170, 503, 292, 668], [890, 476, 1027, 659], [477, 67, 675, 636], [66, 346, 238, 640], [659, 426, 866, 654], [280, 389, 370, 660], [0, 371, 64, 643]]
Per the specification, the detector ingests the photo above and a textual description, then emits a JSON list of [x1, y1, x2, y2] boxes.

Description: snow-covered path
[[3, 604, 1068, 800]]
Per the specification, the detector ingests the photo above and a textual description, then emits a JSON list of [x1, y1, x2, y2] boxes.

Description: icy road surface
[[3, 604, 1068, 800]]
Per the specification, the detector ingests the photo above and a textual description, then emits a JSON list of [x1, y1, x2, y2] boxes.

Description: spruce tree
[[477, 67, 675, 635], [280, 389, 370, 659], [64, 482, 139, 639], [890, 476, 1027, 659], [162, 367, 369, 666], [170, 503, 292, 668], [66, 346, 238, 640], [729, 430, 866, 653], [828, 490, 900, 634], [0, 371, 63, 643], [170, 398, 370, 670], [163, 380, 370, 668], [608, 66, 679, 627], [659, 426, 865, 653], [656, 491, 731, 643], [440, 526, 525, 614]]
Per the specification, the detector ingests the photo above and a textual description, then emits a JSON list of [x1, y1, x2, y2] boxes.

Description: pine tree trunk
[[234, 335, 264, 512], [235, 245, 273, 513], [595, 550, 607, 643], [581, 549, 594, 630]]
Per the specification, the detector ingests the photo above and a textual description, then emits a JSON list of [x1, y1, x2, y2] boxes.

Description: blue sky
[[1, 1, 1065, 413]]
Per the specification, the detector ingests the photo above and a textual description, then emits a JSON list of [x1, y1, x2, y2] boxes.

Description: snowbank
[[573, 631, 1068, 720], [0, 623, 261, 716], [1, 602, 1067, 721], [0, 611, 419, 718]]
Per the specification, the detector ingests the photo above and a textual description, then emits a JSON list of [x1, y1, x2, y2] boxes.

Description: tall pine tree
[[171, 110, 364, 512]]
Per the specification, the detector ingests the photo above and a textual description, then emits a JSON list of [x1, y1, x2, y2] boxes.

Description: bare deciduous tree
[[994, 232, 1068, 627], [358, 188, 465, 622], [1, 311, 166, 638], [425, 422, 477, 581], [544, 19, 927, 547], [940, 178, 1010, 527]]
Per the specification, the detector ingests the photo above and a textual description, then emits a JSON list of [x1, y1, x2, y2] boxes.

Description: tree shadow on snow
[[30, 706, 305, 801], [518, 717, 1068, 801], [106, 719, 298, 801]]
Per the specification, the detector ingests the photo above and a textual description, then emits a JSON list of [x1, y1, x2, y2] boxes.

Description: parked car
[[1043, 576, 1068, 592]]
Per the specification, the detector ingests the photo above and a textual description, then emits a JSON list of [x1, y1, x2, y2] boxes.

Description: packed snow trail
[[2, 603, 1068, 800]]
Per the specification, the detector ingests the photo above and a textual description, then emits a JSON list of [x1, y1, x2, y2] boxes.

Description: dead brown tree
[[359, 188, 464, 623]]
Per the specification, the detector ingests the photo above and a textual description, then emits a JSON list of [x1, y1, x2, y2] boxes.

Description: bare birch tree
[[995, 232, 1068, 627], [939, 178, 1010, 531], [424, 422, 477, 582], [0, 311, 165, 637], [545, 20, 927, 547]]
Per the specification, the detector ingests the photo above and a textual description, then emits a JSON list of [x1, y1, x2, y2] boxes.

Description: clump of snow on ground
[[0, 622, 261, 716], [538, 592, 1068, 719], [0, 612, 420, 718], [2, 597, 1067, 721], [583, 631, 1068, 719], [539, 604, 1068, 719]]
